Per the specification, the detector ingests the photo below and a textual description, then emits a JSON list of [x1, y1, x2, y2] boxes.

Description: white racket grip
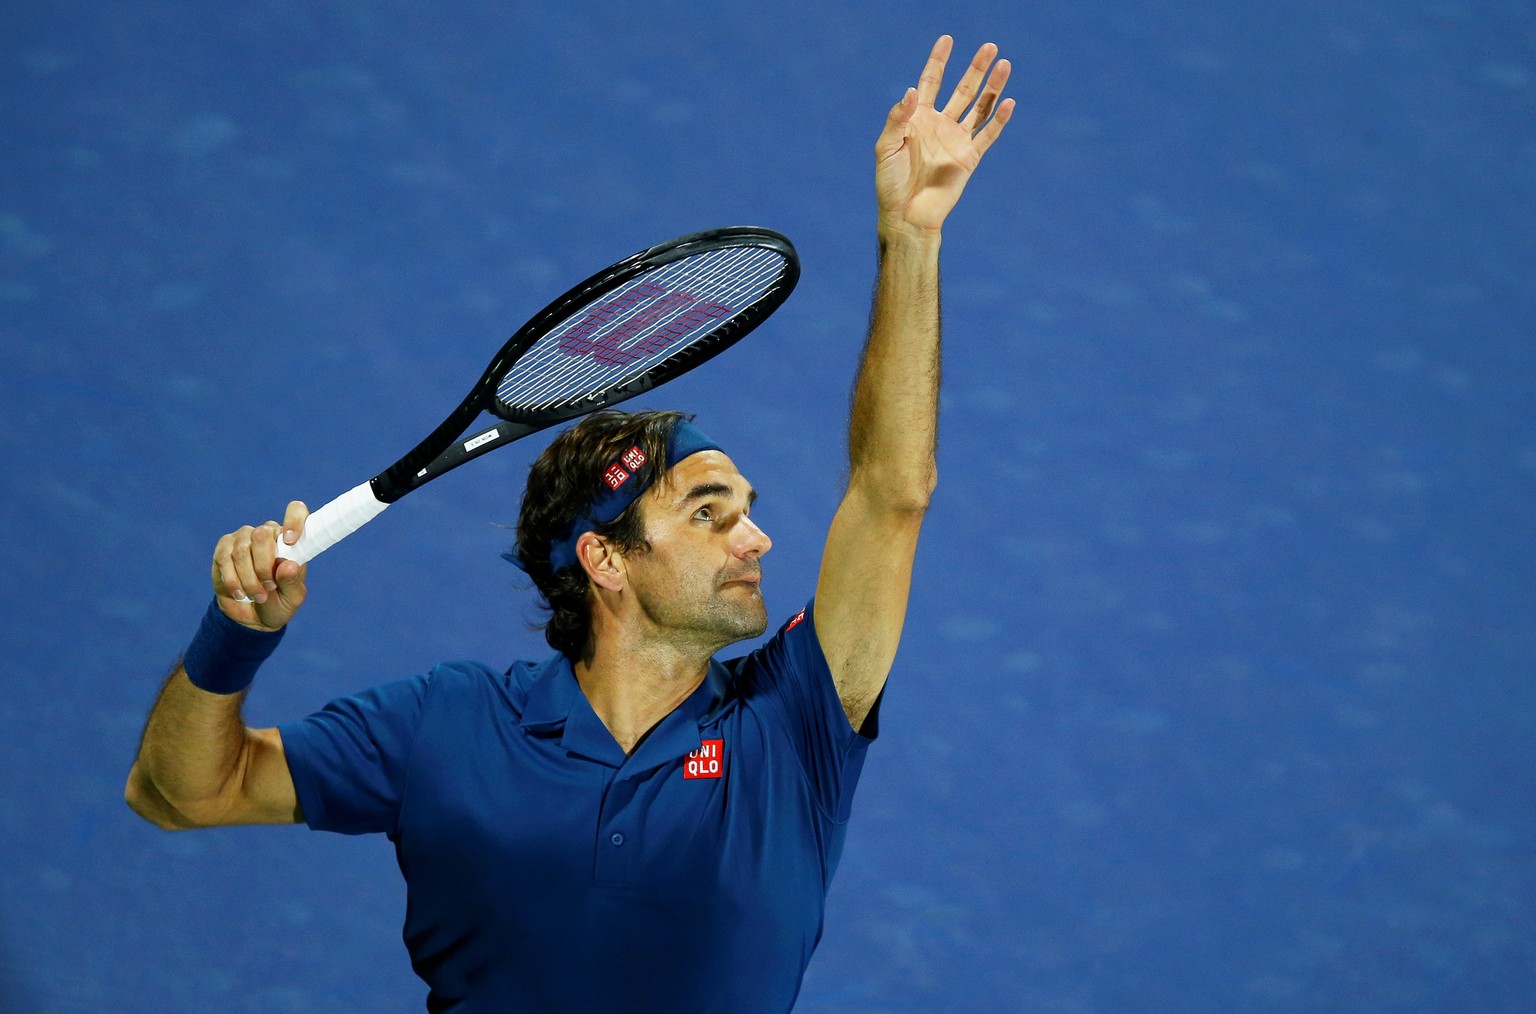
[[276, 481, 390, 565]]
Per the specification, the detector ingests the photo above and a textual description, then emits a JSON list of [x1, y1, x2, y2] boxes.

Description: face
[[621, 450, 773, 650]]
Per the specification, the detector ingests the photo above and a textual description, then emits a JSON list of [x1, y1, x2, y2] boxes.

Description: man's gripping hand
[[212, 500, 309, 632], [874, 35, 1014, 237]]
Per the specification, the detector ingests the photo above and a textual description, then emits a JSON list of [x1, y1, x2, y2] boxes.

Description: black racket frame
[[371, 226, 799, 504]]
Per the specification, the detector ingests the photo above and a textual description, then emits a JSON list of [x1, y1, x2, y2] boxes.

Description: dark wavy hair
[[510, 409, 691, 659]]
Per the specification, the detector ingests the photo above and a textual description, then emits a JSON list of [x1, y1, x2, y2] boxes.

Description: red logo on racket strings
[[559, 285, 732, 367], [602, 464, 630, 490], [684, 739, 724, 780]]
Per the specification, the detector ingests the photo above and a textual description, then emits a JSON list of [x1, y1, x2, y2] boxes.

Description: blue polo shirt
[[278, 600, 878, 1013]]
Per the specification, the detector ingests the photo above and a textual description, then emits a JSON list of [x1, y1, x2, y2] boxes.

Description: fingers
[[914, 35, 953, 107], [250, 524, 283, 600], [941, 42, 999, 120], [972, 96, 1016, 155], [215, 523, 282, 605], [959, 57, 1011, 132], [210, 501, 309, 603], [914, 37, 1013, 146], [208, 503, 311, 631], [213, 531, 244, 603]]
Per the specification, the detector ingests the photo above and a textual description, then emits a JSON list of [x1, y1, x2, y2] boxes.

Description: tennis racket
[[272, 226, 798, 566]]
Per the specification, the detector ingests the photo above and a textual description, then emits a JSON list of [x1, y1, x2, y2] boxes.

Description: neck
[[573, 628, 714, 755]]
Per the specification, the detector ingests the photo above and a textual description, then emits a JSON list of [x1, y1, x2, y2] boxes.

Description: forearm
[[127, 664, 252, 828], [847, 225, 943, 509]]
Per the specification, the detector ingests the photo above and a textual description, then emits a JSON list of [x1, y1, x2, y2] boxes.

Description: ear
[[578, 532, 625, 591]]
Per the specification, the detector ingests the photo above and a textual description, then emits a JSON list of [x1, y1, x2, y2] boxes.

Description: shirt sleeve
[[277, 672, 434, 837], [734, 598, 881, 822]]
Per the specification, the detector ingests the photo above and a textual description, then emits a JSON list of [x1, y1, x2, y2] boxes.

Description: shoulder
[[724, 601, 829, 689], [421, 654, 567, 720], [425, 658, 510, 688], [427, 654, 552, 700]]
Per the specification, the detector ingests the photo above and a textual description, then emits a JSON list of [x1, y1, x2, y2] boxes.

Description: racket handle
[[276, 481, 390, 565]]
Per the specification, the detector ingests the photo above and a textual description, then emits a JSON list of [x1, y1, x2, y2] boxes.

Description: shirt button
[[610, 833, 625, 846]]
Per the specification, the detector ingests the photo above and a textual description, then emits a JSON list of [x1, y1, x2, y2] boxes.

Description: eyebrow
[[675, 482, 757, 508]]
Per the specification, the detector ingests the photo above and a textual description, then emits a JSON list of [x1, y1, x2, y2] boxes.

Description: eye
[[693, 506, 715, 522]]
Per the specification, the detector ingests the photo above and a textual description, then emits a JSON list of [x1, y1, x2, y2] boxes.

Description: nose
[[734, 514, 772, 559]]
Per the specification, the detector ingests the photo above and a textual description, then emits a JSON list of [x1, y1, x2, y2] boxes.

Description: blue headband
[[509, 419, 722, 573]]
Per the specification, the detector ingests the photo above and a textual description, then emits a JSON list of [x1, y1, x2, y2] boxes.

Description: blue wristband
[[181, 599, 285, 695]]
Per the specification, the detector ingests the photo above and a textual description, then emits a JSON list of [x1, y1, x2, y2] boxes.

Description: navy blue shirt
[[278, 601, 878, 1013]]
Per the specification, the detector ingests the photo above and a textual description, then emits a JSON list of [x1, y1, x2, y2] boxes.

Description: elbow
[[125, 763, 200, 831], [886, 492, 933, 517], [123, 763, 152, 819], [850, 463, 937, 516], [915, 463, 939, 508], [886, 465, 938, 515]]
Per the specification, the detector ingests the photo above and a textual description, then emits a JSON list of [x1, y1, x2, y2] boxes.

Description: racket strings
[[497, 246, 779, 408], [496, 246, 787, 412]]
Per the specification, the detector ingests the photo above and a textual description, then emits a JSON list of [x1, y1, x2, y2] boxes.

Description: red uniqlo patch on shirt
[[602, 464, 630, 489], [684, 739, 724, 779], [621, 445, 647, 471], [785, 608, 806, 632]]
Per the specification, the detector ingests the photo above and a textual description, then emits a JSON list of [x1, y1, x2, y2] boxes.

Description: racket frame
[[372, 226, 798, 504]]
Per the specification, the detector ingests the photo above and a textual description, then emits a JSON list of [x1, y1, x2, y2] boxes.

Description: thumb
[[274, 557, 307, 593], [281, 499, 309, 546], [258, 559, 306, 628], [875, 88, 918, 158], [271, 556, 307, 617]]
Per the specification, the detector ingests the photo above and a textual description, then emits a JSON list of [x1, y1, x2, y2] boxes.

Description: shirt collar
[[518, 653, 730, 771]]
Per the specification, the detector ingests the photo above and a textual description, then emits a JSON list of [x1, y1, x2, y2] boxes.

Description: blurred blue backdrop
[[2, 1, 1533, 1010]]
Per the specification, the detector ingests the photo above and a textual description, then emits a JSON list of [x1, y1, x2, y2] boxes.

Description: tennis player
[[128, 35, 1012, 1012]]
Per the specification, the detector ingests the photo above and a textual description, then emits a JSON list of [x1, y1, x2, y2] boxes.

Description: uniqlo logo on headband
[[602, 464, 630, 490], [684, 739, 724, 779], [621, 445, 647, 471]]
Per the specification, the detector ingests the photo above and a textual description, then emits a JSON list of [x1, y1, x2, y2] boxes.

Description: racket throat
[[380, 417, 539, 499]]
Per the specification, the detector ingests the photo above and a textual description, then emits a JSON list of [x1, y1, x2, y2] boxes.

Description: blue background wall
[[2, 1, 1532, 1010]]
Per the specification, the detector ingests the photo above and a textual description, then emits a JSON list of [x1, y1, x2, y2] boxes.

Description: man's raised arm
[[814, 36, 1014, 730]]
